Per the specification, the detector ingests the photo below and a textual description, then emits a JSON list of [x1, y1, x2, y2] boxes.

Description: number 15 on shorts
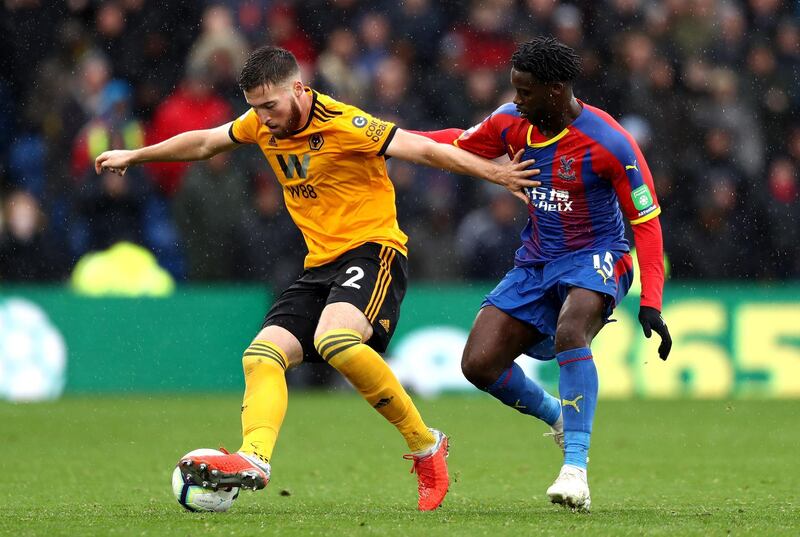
[[593, 252, 613, 284]]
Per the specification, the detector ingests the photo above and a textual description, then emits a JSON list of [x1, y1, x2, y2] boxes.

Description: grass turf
[[1, 393, 797, 536]]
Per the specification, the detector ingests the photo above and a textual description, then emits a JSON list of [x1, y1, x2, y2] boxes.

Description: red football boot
[[404, 429, 450, 511], [178, 448, 270, 491]]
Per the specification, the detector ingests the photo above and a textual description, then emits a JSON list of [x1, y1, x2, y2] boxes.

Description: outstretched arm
[[406, 128, 465, 145], [95, 122, 239, 176], [384, 129, 538, 203]]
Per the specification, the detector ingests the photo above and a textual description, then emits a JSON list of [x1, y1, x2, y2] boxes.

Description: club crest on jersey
[[308, 133, 324, 151], [557, 156, 576, 181], [352, 116, 368, 128]]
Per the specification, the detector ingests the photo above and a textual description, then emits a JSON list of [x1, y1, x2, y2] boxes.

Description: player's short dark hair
[[238, 46, 300, 91], [512, 37, 582, 83]]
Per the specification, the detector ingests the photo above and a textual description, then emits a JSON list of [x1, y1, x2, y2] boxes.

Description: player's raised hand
[[638, 306, 672, 360], [496, 149, 541, 203], [95, 149, 135, 176]]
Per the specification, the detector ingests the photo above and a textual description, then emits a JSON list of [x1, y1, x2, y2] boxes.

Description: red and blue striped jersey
[[454, 101, 661, 265]]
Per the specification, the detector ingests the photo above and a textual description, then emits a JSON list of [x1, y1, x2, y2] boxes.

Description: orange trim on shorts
[[364, 246, 396, 322]]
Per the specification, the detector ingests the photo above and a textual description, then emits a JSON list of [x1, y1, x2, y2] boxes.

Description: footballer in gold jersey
[[96, 46, 540, 511], [229, 88, 406, 269]]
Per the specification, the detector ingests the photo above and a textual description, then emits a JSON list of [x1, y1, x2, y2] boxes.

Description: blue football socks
[[486, 362, 561, 426], [557, 347, 598, 469]]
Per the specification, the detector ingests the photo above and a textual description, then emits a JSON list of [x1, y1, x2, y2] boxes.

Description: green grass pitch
[[1, 393, 798, 536]]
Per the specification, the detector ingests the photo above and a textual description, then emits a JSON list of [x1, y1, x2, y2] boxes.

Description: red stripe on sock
[[499, 368, 514, 388], [557, 355, 593, 366]]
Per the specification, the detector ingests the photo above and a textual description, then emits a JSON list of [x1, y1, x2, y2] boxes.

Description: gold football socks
[[238, 340, 289, 464], [315, 329, 436, 452]]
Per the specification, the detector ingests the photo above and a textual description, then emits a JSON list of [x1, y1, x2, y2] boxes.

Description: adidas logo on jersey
[[379, 319, 391, 332]]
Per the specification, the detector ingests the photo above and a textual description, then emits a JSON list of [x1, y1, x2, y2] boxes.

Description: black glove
[[638, 306, 672, 360]]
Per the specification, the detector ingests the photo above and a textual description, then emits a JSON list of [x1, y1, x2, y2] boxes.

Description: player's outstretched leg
[[484, 363, 562, 438], [546, 346, 597, 512], [179, 448, 270, 491], [180, 339, 289, 491], [461, 306, 562, 452], [315, 328, 450, 511]]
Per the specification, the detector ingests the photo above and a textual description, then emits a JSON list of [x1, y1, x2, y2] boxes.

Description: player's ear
[[549, 82, 566, 96], [293, 79, 304, 96]]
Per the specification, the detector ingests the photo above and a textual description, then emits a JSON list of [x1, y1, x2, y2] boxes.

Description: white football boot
[[546, 464, 591, 512]]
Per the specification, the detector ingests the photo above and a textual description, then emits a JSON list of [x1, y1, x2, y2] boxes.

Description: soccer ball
[[171, 449, 240, 512]]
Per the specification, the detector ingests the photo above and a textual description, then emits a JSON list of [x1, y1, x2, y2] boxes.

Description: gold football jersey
[[230, 88, 408, 268]]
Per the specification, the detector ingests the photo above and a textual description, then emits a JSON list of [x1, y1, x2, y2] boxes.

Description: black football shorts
[[262, 242, 408, 362]]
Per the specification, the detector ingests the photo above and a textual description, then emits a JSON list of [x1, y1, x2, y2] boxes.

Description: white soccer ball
[[172, 449, 239, 512]]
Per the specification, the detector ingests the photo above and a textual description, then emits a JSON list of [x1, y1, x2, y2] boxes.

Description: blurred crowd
[[0, 0, 798, 287]]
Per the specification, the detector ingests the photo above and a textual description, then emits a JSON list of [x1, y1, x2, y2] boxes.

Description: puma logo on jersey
[[513, 399, 527, 410], [625, 160, 639, 171], [562, 395, 583, 412]]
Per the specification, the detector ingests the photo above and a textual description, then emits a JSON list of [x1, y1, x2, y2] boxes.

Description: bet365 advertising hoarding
[[1, 284, 798, 400]]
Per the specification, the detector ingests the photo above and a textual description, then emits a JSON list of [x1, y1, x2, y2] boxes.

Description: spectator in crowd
[[454, 0, 517, 70], [672, 172, 744, 279], [63, 52, 113, 147], [407, 205, 462, 282], [3, 0, 799, 282], [173, 152, 250, 281], [367, 56, 426, 127], [355, 11, 392, 79], [745, 42, 795, 155], [456, 187, 526, 280], [70, 80, 145, 181], [464, 69, 503, 124], [763, 157, 800, 277], [0, 190, 68, 281], [551, 3, 584, 49], [693, 67, 764, 178], [389, 0, 445, 68], [188, 4, 250, 107], [232, 175, 304, 291], [265, 4, 316, 71], [421, 37, 471, 127], [315, 28, 369, 103], [145, 64, 233, 197], [710, 3, 749, 66]]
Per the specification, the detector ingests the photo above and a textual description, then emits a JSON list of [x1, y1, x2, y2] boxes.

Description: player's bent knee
[[460, 352, 494, 389], [554, 324, 587, 353], [315, 303, 373, 342], [313, 328, 363, 363], [242, 341, 289, 374]]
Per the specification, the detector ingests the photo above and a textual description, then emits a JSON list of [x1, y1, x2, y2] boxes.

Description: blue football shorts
[[482, 248, 634, 360]]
